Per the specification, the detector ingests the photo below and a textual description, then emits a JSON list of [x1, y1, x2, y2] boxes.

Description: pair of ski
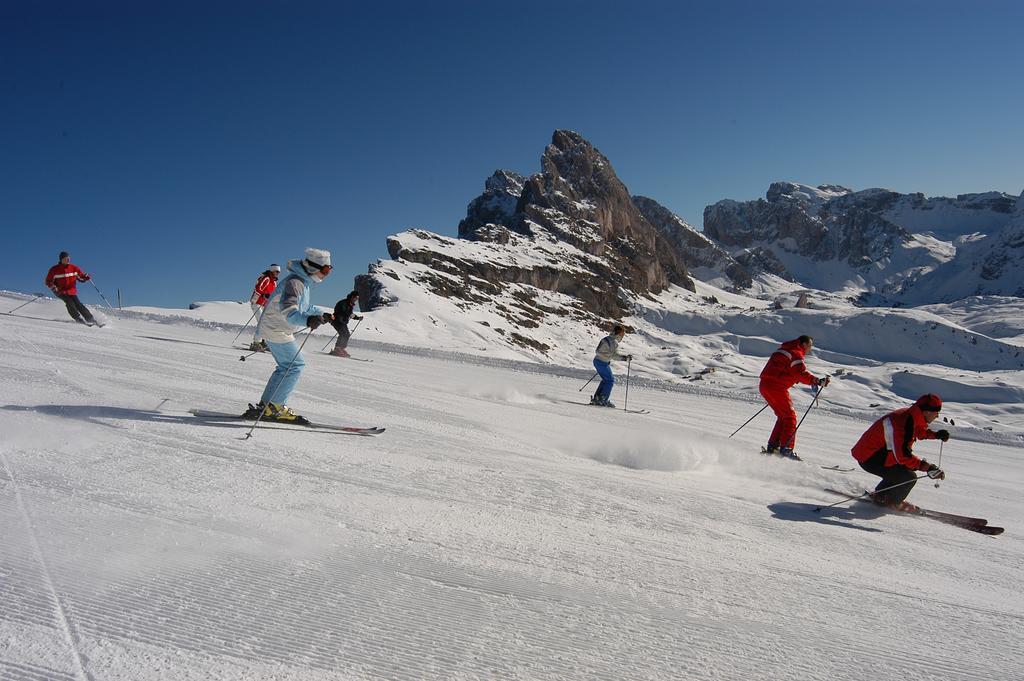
[[189, 409, 385, 436], [824, 489, 1003, 535], [586, 403, 650, 415], [759, 447, 855, 473]]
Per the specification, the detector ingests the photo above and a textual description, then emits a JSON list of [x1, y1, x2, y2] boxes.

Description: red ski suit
[[851, 405, 939, 470], [251, 274, 277, 307], [759, 339, 817, 449], [45, 263, 90, 295]]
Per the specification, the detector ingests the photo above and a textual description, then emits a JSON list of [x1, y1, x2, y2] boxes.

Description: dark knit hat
[[59, 251, 69, 260], [915, 394, 942, 412]]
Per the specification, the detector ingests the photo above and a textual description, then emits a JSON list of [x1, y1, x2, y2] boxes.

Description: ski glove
[[321, 312, 334, 323], [814, 376, 830, 387], [925, 464, 945, 480], [934, 429, 950, 442], [306, 314, 325, 329], [353, 315, 363, 320], [625, 354, 633, 361], [82, 274, 91, 281]]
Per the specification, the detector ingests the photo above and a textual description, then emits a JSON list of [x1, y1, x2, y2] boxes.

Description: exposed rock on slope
[[357, 131, 696, 346]]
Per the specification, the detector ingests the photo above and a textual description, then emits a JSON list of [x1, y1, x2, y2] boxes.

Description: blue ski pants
[[594, 358, 615, 400], [260, 339, 306, 407]]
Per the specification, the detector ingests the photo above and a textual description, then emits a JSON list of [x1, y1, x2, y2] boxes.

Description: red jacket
[[251, 274, 277, 306], [851, 405, 939, 469], [45, 263, 90, 295], [759, 339, 816, 390]]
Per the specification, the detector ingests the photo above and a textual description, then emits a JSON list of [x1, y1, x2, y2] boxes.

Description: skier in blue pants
[[244, 248, 333, 423], [591, 325, 632, 408]]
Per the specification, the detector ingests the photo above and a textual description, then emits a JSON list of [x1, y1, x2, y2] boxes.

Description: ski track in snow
[[1, 301, 1023, 680]]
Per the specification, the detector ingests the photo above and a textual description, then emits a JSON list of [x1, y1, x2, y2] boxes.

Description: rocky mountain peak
[[358, 130, 696, 344]]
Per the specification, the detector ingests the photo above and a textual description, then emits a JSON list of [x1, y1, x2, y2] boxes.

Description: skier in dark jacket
[[328, 291, 363, 358], [45, 251, 100, 326]]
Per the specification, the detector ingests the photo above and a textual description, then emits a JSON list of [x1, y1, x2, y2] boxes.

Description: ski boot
[[262, 403, 310, 425], [777, 447, 802, 461], [242, 402, 265, 420], [763, 444, 778, 455], [329, 347, 350, 357], [869, 493, 919, 513]]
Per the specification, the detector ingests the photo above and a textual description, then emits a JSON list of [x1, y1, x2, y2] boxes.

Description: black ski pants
[[58, 293, 95, 323], [331, 321, 351, 349], [858, 448, 918, 504]]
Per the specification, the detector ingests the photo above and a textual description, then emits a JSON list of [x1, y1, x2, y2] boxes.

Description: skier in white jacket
[[244, 248, 333, 423]]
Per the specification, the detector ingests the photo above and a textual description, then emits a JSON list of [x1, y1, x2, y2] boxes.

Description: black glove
[[934, 429, 949, 442], [353, 315, 363, 320], [306, 315, 324, 330], [321, 312, 334, 324], [925, 464, 945, 480], [625, 354, 633, 361]]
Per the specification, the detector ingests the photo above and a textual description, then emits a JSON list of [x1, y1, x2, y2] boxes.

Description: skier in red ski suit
[[851, 393, 948, 507], [758, 335, 829, 458], [248, 264, 281, 350], [44, 251, 97, 325]]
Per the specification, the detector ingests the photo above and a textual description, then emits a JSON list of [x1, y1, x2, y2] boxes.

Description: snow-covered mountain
[[895, 191, 1024, 303], [339, 132, 1024, 433], [354, 130, 695, 355], [704, 181, 1021, 302]]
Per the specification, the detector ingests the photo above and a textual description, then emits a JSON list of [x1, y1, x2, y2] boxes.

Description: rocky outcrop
[[704, 182, 912, 268], [704, 181, 1022, 298], [360, 130, 695, 324], [457, 170, 526, 240], [513, 130, 692, 294], [632, 195, 752, 290], [897, 190, 1024, 302]]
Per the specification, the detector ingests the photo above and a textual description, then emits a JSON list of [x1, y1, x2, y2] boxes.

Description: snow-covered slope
[[1, 293, 1021, 680]]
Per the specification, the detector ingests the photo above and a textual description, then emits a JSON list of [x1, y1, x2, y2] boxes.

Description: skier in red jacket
[[851, 394, 948, 508], [758, 335, 829, 459], [248, 264, 281, 351], [44, 251, 98, 325]]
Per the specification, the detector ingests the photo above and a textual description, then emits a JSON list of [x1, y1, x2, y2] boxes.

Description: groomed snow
[[1, 294, 1022, 680]]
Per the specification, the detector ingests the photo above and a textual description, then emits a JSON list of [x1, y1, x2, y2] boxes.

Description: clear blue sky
[[3, 0, 1022, 308]]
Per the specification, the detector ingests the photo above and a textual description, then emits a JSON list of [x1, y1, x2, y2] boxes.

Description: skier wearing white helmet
[[245, 248, 333, 423]]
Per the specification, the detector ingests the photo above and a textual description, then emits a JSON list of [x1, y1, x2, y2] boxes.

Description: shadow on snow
[[768, 501, 886, 533]]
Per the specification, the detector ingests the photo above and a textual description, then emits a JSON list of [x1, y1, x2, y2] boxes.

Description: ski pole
[[244, 329, 313, 439], [239, 349, 261, 362], [578, 372, 599, 392], [321, 332, 338, 352], [5, 293, 45, 314], [90, 280, 115, 309], [232, 308, 259, 346], [728, 403, 769, 438], [624, 357, 632, 412], [322, 317, 362, 351], [813, 475, 928, 512], [792, 383, 827, 440], [934, 440, 944, 488]]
